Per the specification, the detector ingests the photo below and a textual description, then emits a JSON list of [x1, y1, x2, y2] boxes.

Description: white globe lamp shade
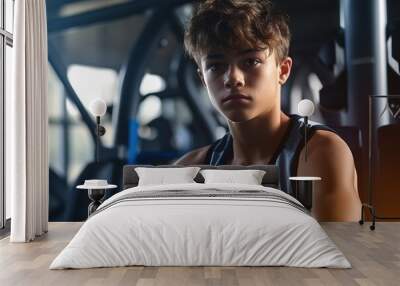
[[298, 99, 315, 117], [89, 98, 107, 117]]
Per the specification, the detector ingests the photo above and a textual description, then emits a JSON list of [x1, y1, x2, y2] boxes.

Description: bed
[[50, 165, 350, 269]]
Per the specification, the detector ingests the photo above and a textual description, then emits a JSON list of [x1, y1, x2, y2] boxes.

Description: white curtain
[[6, 0, 48, 242]]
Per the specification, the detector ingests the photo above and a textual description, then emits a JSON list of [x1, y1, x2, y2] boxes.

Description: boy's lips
[[221, 93, 252, 104]]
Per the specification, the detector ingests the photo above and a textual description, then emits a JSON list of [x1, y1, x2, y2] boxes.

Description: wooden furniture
[[1, 222, 399, 286]]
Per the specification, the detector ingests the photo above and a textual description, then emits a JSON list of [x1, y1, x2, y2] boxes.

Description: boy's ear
[[197, 68, 206, 87], [278, 57, 292, 85]]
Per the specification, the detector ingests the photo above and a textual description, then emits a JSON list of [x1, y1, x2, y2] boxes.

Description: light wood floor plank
[[0, 222, 399, 286]]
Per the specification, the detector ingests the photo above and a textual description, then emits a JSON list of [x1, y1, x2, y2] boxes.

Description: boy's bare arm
[[297, 130, 362, 221], [173, 145, 211, 165]]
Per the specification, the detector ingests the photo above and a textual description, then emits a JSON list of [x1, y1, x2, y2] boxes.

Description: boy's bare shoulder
[[299, 129, 356, 178], [309, 130, 351, 155], [173, 145, 212, 165]]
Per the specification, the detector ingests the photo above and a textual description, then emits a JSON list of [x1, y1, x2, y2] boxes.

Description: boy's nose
[[224, 65, 244, 89]]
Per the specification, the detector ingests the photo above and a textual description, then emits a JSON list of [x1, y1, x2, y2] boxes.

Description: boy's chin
[[224, 112, 257, 123]]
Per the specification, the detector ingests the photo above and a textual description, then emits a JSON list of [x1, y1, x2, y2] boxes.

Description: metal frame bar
[[47, 0, 191, 33], [168, 14, 218, 143], [61, 92, 70, 180], [48, 39, 99, 178], [48, 40, 97, 141], [113, 7, 172, 147], [0, 28, 12, 39], [176, 51, 218, 143]]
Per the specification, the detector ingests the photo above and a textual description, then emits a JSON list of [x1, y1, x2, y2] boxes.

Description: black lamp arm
[[304, 116, 308, 162], [95, 116, 106, 163], [96, 116, 106, 137]]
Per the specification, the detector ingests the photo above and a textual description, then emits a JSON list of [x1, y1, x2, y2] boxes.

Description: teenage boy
[[175, 0, 361, 221]]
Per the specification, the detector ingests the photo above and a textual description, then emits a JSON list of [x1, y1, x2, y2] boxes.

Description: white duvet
[[50, 183, 351, 269]]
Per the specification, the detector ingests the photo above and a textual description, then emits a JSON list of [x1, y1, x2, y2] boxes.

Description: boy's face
[[198, 47, 292, 123]]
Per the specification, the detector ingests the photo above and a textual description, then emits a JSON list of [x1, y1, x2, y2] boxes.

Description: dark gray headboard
[[122, 165, 280, 190]]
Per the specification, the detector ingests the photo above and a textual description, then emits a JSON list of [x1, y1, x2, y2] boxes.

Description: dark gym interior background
[[44, 0, 400, 221]]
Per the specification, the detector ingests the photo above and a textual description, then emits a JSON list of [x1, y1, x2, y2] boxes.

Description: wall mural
[[46, 0, 400, 223]]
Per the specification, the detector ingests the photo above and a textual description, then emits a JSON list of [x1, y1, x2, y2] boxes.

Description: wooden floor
[[0, 222, 399, 286]]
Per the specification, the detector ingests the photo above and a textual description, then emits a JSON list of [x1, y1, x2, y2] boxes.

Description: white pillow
[[135, 167, 201, 186], [200, 169, 266, 185]]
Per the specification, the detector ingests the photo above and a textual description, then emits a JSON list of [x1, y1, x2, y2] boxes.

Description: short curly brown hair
[[184, 0, 291, 65]]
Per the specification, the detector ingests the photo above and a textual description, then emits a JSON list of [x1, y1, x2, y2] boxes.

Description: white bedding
[[50, 183, 351, 269]]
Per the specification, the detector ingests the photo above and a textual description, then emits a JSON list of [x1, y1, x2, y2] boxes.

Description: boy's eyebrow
[[203, 53, 224, 60], [203, 49, 263, 60], [239, 48, 261, 55]]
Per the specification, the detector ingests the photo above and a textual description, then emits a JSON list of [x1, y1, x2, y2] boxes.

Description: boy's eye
[[245, 58, 261, 66], [208, 64, 217, 71], [206, 63, 222, 72]]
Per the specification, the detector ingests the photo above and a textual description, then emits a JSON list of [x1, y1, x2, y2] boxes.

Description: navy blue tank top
[[204, 114, 336, 198]]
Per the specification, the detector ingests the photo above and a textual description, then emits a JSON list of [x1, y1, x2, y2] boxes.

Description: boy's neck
[[227, 111, 291, 165]]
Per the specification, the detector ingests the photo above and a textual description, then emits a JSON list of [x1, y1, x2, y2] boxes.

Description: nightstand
[[77, 180, 117, 217], [289, 176, 321, 210]]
